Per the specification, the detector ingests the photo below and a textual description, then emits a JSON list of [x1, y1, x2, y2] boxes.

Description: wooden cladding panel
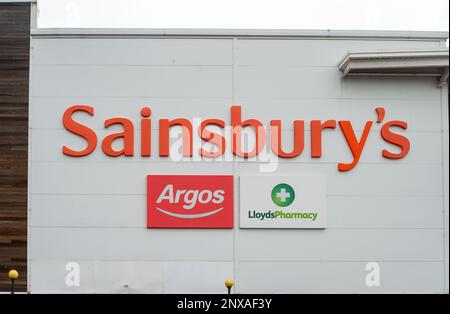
[[0, 2, 30, 292]]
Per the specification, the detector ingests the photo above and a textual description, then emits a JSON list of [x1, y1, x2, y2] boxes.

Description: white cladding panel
[[29, 35, 448, 293]]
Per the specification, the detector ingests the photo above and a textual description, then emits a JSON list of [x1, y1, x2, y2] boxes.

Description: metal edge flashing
[[30, 28, 449, 40]]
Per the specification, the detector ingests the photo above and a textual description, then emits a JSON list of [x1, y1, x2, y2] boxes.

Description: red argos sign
[[147, 175, 234, 228]]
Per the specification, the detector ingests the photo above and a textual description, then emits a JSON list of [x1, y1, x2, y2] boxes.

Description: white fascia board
[[338, 49, 449, 81], [344, 57, 449, 71], [338, 49, 449, 70]]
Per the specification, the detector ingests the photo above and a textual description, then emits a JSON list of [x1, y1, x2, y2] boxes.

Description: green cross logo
[[271, 183, 295, 207]]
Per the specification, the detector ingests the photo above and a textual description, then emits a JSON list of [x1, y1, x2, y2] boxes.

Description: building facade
[[1, 1, 449, 294]]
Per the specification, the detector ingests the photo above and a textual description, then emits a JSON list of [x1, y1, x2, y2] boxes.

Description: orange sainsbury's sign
[[61, 105, 410, 172]]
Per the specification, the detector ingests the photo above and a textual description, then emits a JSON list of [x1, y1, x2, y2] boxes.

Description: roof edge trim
[[30, 28, 449, 40]]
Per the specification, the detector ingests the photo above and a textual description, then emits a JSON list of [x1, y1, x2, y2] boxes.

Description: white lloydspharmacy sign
[[240, 176, 326, 228]]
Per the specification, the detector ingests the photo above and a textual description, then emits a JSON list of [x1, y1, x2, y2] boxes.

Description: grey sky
[[37, 0, 448, 31]]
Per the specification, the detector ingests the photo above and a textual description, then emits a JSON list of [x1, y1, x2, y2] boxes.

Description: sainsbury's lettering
[[62, 105, 410, 171]]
